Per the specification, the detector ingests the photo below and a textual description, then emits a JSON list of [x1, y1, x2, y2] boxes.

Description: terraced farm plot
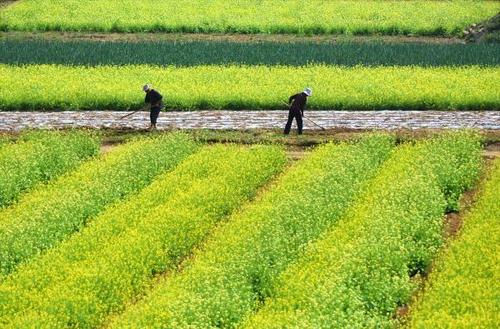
[[0, 131, 493, 328], [409, 158, 500, 329], [1, 39, 500, 67], [0, 130, 99, 207], [105, 133, 482, 328], [0, 0, 497, 326], [0, 144, 286, 328], [1, 64, 498, 111], [242, 133, 483, 328], [1, 0, 498, 36], [0, 133, 198, 277]]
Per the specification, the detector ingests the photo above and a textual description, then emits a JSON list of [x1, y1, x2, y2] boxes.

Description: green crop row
[[0, 130, 99, 208], [1, 64, 498, 111], [409, 158, 500, 329], [241, 132, 482, 328], [0, 144, 286, 328], [2, 39, 500, 67], [0, 133, 198, 277], [109, 134, 395, 328], [1, 1, 498, 36]]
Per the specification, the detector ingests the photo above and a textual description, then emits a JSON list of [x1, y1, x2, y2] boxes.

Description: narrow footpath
[[0, 111, 498, 131]]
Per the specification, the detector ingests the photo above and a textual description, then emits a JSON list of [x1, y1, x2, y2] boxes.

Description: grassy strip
[[108, 134, 395, 328], [0, 144, 286, 328], [1, 64, 498, 111], [1, 40, 499, 67], [408, 159, 500, 328], [0, 133, 198, 277], [1, 1, 498, 36], [0, 130, 99, 208], [241, 132, 482, 328]]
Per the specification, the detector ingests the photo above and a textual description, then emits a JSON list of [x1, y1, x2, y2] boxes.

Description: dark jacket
[[288, 92, 308, 116], [145, 89, 163, 109]]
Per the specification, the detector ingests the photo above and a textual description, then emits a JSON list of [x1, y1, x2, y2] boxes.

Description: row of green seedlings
[[0, 65, 498, 111], [0, 0, 497, 36], [0, 130, 99, 208], [241, 132, 482, 328], [105, 134, 396, 328], [0, 144, 287, 328], [2, 40, 500, 67], [0, 133, 199, 278], [408, 158, 499, 329]]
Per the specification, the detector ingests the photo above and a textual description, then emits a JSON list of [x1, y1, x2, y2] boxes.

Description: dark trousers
[[284, 110, 303, 135], [150, 107, 161, 125]]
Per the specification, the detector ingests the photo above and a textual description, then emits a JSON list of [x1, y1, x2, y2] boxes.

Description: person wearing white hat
[[143, 84, 164, 130], [284, 87, 312, 135]]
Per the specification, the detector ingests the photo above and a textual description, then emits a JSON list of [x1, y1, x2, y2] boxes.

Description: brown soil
[[0, 0, 16, 8], [464, 13, 500, 43], [100, 143, 117, 154], [0, 31, 464, 44], [483, 142, 500, 159], [396, 157, 495, 325], [286, 147, 308, 161]]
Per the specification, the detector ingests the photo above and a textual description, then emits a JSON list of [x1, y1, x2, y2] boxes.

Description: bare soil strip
[[395, 154, 496, 325], [0, 31, 465, 44], [1, 111, 498, 132]]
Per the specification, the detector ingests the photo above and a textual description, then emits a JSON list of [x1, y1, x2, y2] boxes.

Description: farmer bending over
[[284, 87, 312, 135], [143, 84, 164, 130]]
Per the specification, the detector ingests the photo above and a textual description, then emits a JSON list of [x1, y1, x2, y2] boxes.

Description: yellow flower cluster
[[409, 158, 500, 329], [0, 64, 498, 111], [0, 133, 198, 277], [1, 1, 498, 36], [242, 132, 482, 328], [0, 144, 286, 328], [0, 130, 99, 208], [109, 134, 395, 328]]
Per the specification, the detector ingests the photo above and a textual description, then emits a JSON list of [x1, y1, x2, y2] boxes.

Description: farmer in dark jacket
[[143, 84, 164, 130], [284, 87, 312, 135]]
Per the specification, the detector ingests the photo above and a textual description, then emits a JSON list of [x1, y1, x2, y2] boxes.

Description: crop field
[[409, 158, 500, 328], [0, 131, 491, 329], [0, 130, 99, 207], [1, 39, 500, 67], [1, 64, 498, 111], [1, 1, 498, 36], [0, 0, 498, 327]]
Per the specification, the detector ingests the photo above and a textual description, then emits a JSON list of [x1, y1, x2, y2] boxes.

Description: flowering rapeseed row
[[1, 1, 498, 36], [409, 158, 500, 329], [0, 133, 198, 277], [0, 130, 99, 208], [0, 144, 286, 328], [0, 64, 498, 111], [241, 132, 482, 328], [109, 134, 395, 328]]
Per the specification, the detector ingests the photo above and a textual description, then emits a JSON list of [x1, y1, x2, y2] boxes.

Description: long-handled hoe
[[281, 101, 326, 131], [120, 105, 149, 120]]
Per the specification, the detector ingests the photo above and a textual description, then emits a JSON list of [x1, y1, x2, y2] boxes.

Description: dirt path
[[0, 31, 465, 44], [1, 111, 498, 132]]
